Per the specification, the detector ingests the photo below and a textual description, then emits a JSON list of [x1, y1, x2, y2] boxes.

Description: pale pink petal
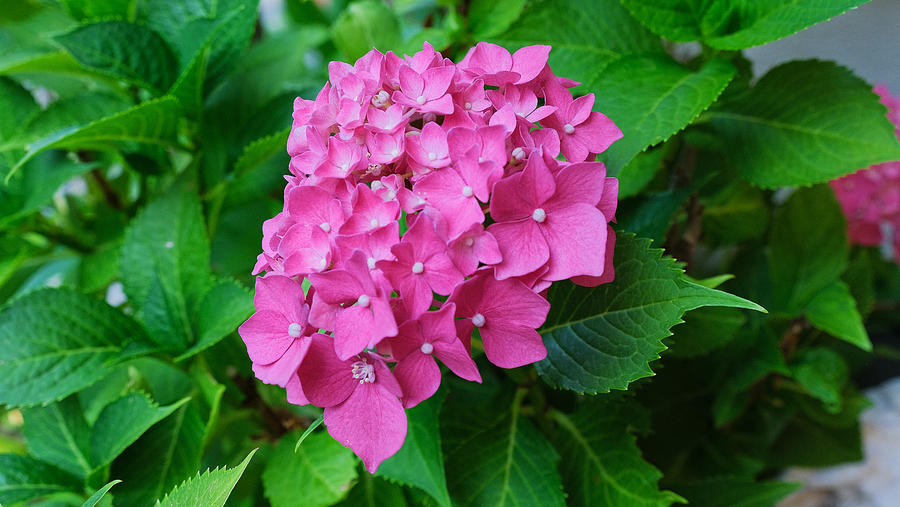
[[488, 220, 549, 280], [253, 338, 310, 387], [511, 45, 551, 84], [239, 310, 294, 364], [571, 225, 616, 286]]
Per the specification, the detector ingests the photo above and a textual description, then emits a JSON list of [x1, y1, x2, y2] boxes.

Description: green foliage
[[262, 431, 357, 507], [671, 477, 801, 507], [156, 449, 256, 507], [0, 453, 81, 505], [83, 480, 122, 507]]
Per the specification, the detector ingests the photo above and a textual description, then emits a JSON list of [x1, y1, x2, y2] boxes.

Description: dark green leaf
[[804, 281, 871, 350], [553, 397, 684, 506], [0, 77, 38, 141], [614, 144, 667, 199], [671, 477, 801, 507], [537, 234, 765, 394], [0, 151, 98, 227], [377, 393, 451, 507], [669, 306, 746, 358], [334, 472, 408, 507], [701, 183, 769, 244], [0, 454, 81, 505], [156, 449, 257, 507], [0, 288, 149, 407], [790, 348, 849, 413], [262, 431, 357, 507], [82, 479, 122, 507], [707, 60, 900, 187], [22, 396, 92, 478], [54, 21, 178, 93], [233, 128, 291, 178], [120, 189, 212, 350]]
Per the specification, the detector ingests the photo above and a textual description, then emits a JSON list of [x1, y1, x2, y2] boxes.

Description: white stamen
[[351, 360, 376, 383], [478, 156, 485, 163], [563, 123, 575, 134], [356, 294, 371, 307], [427, 152, 437, 161], [368, 163, 383, 175], [464, 102, 472, 110], [465, 237, 474, 247], [318, 258, 327, 269], [372, 90, 389, 108], [367, 257, 377, 269], [340, 162, 350, 173], [420, 342, 434, 354], [319, 222, 331, 233], [472, 313, 486, 328], [369, 218, 379, 228], [288, 322, 303, 338], [532, 208, 547, 223], [462, 186, 473, 197], [371, 180, 383, 191], [416, 95, 426, 105], [411, 262, 425, 274], [511, 147, 525, 161]]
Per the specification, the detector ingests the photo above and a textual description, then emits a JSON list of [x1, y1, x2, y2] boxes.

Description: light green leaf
[[90, 392, 190, 468], [770, 185, 848, 314], [176, 278, 253, 361], [82, 480, 122, 507], [491, 0, 660, 91], [443, 391, 566, 507], [620, 0, 716, 42], [7, 96, 181, 182], [263, 431, 357, 507], [469, 0, 527, 38], [377, 393, 451, 507], [0, 288, 149, 407], [0, 77, 38, 141], [0, 151, 98, 227], [537, 233, 765, 394], [552, 397, 685, 507], [790, 348, 849, 413], [22, 396, 92, 478], [233, 128, 291, 178], [332, 0, 402, 61], [60, 0, 138, 21], [671, 477, 801, 507], [596, 56, 735, 172], [804, 281, 871, 350], [156, 449, 257, 507], [707, 60, 900, 187], [0, 454, 81, 505], [54, 21, 178, 94], [121, 188, 212, 350]]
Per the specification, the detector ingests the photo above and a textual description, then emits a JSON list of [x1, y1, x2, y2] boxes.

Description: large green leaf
[[0, 454, 81, 505], [790, 348, 848, 413], [120, 189, 213, 350], [90, 392, 190, 468], [156, 449, 256, 507], [6, 96, 181, 182], [262, 431, 357, 507], [232, 127, 291, 178], [669, 306, 746, 358], [671, 477, 800, 507], [0, 288, 149, 407], [377, 393, 451, 507], [443, 392, 566, 507], [176, 278, 253, 361], [804, 280, 870, 350], [54, 21, 178, 94], [537, 233, 765, 394], [769, 185, 848, 314], [0, 151, 98, 227], [552, 397, 684, 506], [0, 77, 38, 141], [621, 0, 866, 49], [469, 0, 527, 39], [596, 56, 735, 171], [707, 60, 900, 187], [22, 396, 92, 478]]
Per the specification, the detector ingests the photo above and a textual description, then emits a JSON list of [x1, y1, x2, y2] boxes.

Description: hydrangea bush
[[1, 1, 900, 506]]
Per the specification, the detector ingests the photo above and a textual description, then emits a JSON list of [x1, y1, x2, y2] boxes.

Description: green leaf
[[112, 402, 207, 507], [82, 480, 122, 507], [156, 449, 257, 507], [0, 77, 38, 141], [469, 0, 527, 38], [790, 348, 849, 413], [0, 288, 149, 407], [443, 391, 566, 507], [701, 183, 769, 244], [804, 281, 871, 350], [552, 397, 684, 507], [54, 21, 178, 94], [537, 233, 765, 394], [669, 306, 746, 358], [491, 0, 660, 91], [175, 278, 252, 361], [332, 0, 402, 61], [233, 128, 291, 178], [334, 472, 408, 507], [121, 188, 212, 350], [614, 144, 667, 199], [596, 56, 735, 172], [671, 478, 801, 507], [262, 431, 357, 507], [707, 60, 900, 187], [0, 454, 81, 505], [7, 96, 181, 182], [60, 0, 138, 20], [622, 0, 865, 49], [22, 396, 92, 478], [377, 393, 451, 507], [770, 185, 848, 314], [90, 392, 190, 468]]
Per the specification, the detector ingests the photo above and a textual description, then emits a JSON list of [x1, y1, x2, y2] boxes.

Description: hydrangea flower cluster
[[831, 84, 900, 262], [239, 42, 622, 472]]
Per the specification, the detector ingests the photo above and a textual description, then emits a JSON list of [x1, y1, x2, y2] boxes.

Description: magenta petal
[[334, 305, 379, 360], [253, 337, 310, 387], [324, 383, 407, 473], [488, 220, 549, 280], [285, 374, 309, 405], [541, 204, 609, 281], [571, 225, 617, 287], [481, 324, 547, 368], [511, 45, 551, 84], [546, 161, 607, 210], [393, 352, 441, 408], [598, 177, 618, 220], [297, 334, 356, 407], [433, 338, 481, 383], [253, 275, 304, 317], [239, 310, 294, 364]]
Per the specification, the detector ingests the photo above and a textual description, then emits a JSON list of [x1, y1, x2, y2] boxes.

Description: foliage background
[[1, 0, 900, 506]]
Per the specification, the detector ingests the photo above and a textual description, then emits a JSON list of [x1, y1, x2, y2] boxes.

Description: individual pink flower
[[392, 65, 455, 114], [449, 270, 551, 368], [542, 79, 623, 162], [298, 333, 406, 473], [458, 42, 551, 86]]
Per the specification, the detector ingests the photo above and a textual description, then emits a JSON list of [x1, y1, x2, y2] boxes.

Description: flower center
[[472, 313, 486, 328], [288, 322, 303, 338], [563, 123, 575, 134], [356, 294, 371, 307], [319, 222, 331, 233], [411, 262, 425, 274], [511, 147, 525, 161], [369, 218, 379, 228], [428, 152, 437, 161], [462, 186, 473, 198], [465, 237, 475, 247], [532, 208, 547, 223], [420, 342, 434, 354], [416, 95, 426, 105], [351, 359, 376, 384], [371, 90, 389, 108], [371, 180, 383, 191], [367, 256, 377, 269]]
